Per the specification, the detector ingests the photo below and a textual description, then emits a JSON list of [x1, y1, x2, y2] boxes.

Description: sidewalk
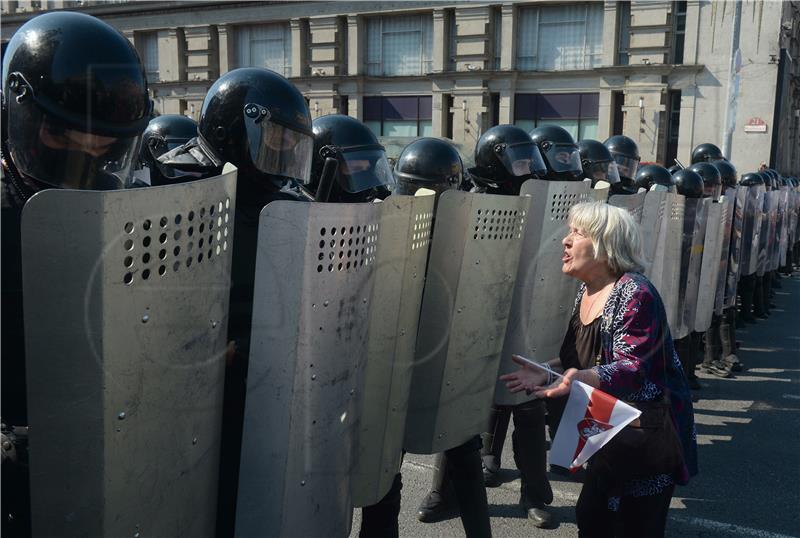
[[351, 273, 800, 537]]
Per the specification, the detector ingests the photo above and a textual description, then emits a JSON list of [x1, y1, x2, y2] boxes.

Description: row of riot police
[[3, 10, 800, 538]]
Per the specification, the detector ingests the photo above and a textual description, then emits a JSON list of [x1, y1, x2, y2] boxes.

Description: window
[[235, 24, 292, 77], [366, 14, 433, 76], [516, 3, 603, 71], [617, 1, 631, 66], [671, 1, 687, 64], [665, 90, 682, 166], [448, 10, 457, 71], [141, 32, 159, 84], [493, 7, 502, 70], [514, 93, 599, 140], [363, 96, 432, 137]]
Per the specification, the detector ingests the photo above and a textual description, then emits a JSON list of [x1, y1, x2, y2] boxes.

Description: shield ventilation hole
[[473, 207, 526, 241], [317, 222, 379, 272]]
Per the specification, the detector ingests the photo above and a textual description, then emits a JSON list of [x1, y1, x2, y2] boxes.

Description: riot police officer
[[137, 114, 199, 186], [529, 125, 583, 182], [635, 164, 675, 192], [468, 124, 547, 194], [672, 168, 704, 389], [1, 11, 151, 536], [689, 162, 723, 200], [603, 135, 641, 195], [390, 138, 493, 538], [690, 142, 725, 164], [737, 172, 766, 323], [161, 67, 315, 537], [577, 139, 621, 188]]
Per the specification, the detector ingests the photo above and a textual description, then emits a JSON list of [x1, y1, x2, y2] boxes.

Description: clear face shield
[[544, 143, 583, 175], [584, 160, 621, 184], [496, 142, 548, 178], [8, 111, 140, 190], [611, 153, 640, 180], [704, 183, 723, 200], [147, 136, 203, 180], [328, 145, 397, 193], [243, 103, 313, 183]]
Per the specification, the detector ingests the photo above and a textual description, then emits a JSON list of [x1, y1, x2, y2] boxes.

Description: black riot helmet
[[577, 139, 621, 187], [635, 164, 674, 192], [689, 162, 722, 199], [713, 159, 738, 189], [690, 143, 725, 164], [469, 124, 547, 195], [2, 11, 151, 190], [673, 168, 704, 198], [308, 114, 395, 203], [667, 163, 683, 175], [739, 172, 764, 187], [140, 115, 199, 185], [393, 137, 463, 196], [759, 171, 773, 191], [528, 125, 582, 181], [195, 67, 313, 193], [603, 135, 640, 190]]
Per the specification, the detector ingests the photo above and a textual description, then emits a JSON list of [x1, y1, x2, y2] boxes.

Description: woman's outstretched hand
[[499, 355, 552, 395], [532, 368, 579, 399]]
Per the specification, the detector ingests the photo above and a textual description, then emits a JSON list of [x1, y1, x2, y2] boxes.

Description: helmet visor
[[584, 160, 621, 184], [499, 142, 548, 177], [337, 148, 397, 193], [611, 154, 640, 180], [245, 109, 313, 183], [544, 143, 582, 174], [704, 183, 723, 200], [8, 110, 137, 190]]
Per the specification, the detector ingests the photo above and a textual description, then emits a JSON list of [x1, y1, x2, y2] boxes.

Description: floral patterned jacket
[[574, 272, 698, 486]]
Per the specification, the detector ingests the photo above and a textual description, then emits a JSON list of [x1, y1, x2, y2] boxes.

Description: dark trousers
[[702, 315, 722, 366], [576, 463, 674, 538], [481, 400, 553, 504], [720, 307, 737, 359], [359, 473, 403, 538], [674, 336, 698, 380], [738, 274, 756, 320]]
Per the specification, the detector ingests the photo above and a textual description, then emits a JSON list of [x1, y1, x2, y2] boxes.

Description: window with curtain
[[515, 3, 603, 71], [235, 23, 292, 77], [617, 1, 631, 66], [141, 32, 159, 84], [365, 14, 433, 76], [514, 93, 599, 140], [448, 10, 457, 71], [363, 96, 432, 137], [493, 7, 502, 69], [671, 1, 687, 64]]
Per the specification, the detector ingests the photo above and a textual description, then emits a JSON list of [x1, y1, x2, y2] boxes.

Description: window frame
[[363, 95, 433, 137]]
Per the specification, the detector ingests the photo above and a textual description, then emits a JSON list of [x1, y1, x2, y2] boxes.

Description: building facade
[[2, 0, 798, 173]]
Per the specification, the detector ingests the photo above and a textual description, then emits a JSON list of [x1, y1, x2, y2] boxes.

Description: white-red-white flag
[[550, 381, 641, 470]]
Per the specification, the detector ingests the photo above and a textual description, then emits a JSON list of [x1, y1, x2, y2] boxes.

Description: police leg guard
[[512, 400, 554, 528], [359, 473, 402, 538], [701, 316, 730, 378], [480, 405, 511, 487], [416, 452, 458, 523], [721, 307, 743, 371], [444, 436, 492, 538]]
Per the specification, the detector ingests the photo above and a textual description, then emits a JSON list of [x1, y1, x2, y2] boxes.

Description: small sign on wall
[[744, 117, 768, 133]]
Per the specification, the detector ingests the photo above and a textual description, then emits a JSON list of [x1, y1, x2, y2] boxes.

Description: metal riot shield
[[778, 187, 790, 267], [712, 193, 734, 316], [609, 191, 647, 223], [695, 200, 724, 331], [642, 191, 684, 334], [591, 184, 610, 202], [494, 180, 591, 407], [351, 194, 435, 507], [21, 166, 237, 538], [757, 191, 774, 276], [740, 185, 765, 276], [768, 190, 781, 271], [235, 200, 382, 538], [404, 191, 527, 454], [789, 189, 799, 251], [722, 186, 748, 309], [676, 197, 709, 339]]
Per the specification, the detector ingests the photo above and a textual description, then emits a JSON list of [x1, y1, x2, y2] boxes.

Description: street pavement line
[[403, 460, 798, 537]]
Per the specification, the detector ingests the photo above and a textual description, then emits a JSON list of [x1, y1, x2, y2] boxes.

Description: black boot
[[446, 436, 492, 538], [512, 400, 553, 528], [753, 275, 768, 318], [480, 405, 511, 487], [417, 453, 458, 523], [360, 473, 402, 538]]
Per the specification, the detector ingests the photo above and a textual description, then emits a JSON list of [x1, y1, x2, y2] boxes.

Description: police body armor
[[21, 167, 237, 538], [404, 190, 527, 453], [493, 179, 591, 406]]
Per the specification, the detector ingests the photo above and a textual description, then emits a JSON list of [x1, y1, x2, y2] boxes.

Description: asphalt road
[[350, 273, 800, 537]]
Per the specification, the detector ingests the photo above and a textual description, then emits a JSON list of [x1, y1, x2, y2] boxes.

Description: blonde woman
[[501, 202, 697, 537]]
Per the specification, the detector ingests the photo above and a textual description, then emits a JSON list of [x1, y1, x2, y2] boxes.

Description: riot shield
[[235, 200, 382, 538], [591, 184, 610, 202], [494, 180, 591, 407], [695, 200, 724, 331], [21, 166, 237, 538], [740, 185, 765, 276], [609, 191, 647, 223], [676, 198, 709, 339], [642, 191, 684, 334], [404, 190, 527, 454], [722, 186, 748, 309], [351, 194, 435, 507], [778, 187, 790, 267], [757, 192, 774, 276], [767, 190, 781, 271]]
